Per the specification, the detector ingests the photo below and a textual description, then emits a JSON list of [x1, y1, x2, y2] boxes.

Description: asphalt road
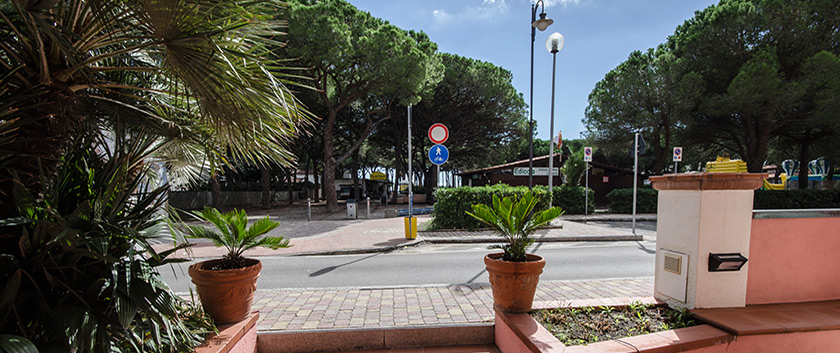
[[160, 240, 657, 293]]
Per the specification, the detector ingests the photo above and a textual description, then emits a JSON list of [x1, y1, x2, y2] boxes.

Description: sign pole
[[583, 146, 592, 223], [632, 133, 639, 236], [407, 105, 413, 232], [585, 161, 589, 223], [675, 162, 678, 174]]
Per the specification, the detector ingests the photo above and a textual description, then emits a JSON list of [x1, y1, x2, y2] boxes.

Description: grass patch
[[531, 302, 697, 346]]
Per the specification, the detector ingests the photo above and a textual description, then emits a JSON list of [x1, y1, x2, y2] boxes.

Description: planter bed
[[531, 303, 697, 346]]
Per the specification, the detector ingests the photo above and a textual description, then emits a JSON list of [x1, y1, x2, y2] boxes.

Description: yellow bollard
[[404, 217, 417, 240]]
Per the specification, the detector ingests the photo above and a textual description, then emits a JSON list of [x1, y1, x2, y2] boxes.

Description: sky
[[347, 0, 719, 141]]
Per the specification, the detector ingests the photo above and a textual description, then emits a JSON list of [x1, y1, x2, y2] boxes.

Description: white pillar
[[650, 173, 765, 309]]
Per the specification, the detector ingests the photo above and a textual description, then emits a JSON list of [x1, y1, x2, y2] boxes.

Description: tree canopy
[[584, 0, 840, 178], [283, 0, 443, 212]]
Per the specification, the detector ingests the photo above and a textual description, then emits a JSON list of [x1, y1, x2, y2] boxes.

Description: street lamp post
[[529, 1, 553, 189], [546, 32, 565, 206]]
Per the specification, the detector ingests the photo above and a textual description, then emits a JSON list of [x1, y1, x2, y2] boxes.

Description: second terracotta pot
[[484, 253, 545, 313], [188, 258, 262, 325]]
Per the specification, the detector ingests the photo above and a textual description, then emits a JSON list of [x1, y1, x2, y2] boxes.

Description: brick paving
[[251, 277, 655, 332]]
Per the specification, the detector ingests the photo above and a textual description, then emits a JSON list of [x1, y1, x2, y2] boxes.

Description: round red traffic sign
[[428, 123, 449, 144]]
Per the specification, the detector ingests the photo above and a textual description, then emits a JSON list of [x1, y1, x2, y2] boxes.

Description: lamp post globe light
[[528, 0, 553, 189], [546, 32, 564, 206]]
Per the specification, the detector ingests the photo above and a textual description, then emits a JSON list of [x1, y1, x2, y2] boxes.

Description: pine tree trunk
[[211, 172, 222, 210], [261, 164, 271, 209]]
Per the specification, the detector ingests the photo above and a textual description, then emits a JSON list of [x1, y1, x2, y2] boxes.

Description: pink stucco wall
[[687, 330, 840, 353], [747, 217, 840, 305]]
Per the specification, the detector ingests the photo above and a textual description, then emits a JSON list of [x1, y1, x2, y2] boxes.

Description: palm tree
[[0, 0, 311, 350], [0, 0, 310, 212]]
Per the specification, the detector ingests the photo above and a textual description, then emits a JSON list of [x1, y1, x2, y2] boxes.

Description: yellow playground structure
[[705, 156, 748, 173], [705, 156, 785, 190]]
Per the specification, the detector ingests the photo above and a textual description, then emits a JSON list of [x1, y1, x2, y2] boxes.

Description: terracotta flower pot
[[188, 258, 262, 325], [484, 253, 545, 313]]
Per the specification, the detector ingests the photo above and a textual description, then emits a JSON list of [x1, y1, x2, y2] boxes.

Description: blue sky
[[347, 0, 718, 141]]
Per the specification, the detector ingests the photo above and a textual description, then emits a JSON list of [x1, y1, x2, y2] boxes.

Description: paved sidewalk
[[156, 212, 653, 258], [250, 277, 655, 332]]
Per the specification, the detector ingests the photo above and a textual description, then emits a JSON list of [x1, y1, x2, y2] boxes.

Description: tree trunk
[[352, 152, 360, 200], [323, 111, 339, 212], [287, 167, 293, 205], [424, 165, 438, 204], [798, 141, 809, 190], [313, 163, 320, 202], [260, 164, 271, 209], [211, 172, 222, 210], [392, 149, 401, 205]]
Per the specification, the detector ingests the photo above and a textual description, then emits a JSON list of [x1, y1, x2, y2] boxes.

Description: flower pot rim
[[189, 257, 261, 273], [485, 252, 544, 263]]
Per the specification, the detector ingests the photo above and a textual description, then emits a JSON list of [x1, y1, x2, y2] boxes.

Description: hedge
[[552, 185, 596, 215], [604, 188, 840, 213], [754, 189, 840, 209], [431, 184, 593, 230], [606, 188, 659, 214]]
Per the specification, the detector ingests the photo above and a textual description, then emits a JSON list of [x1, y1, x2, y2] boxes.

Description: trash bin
[[346, 199, 357, 219], [404, 216, 417, 239]]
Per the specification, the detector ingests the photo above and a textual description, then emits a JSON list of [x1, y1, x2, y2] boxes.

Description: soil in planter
[[531, 302, 697, 346]]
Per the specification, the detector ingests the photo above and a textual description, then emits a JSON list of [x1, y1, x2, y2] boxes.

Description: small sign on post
[[583, 147, 593, 162], [429, 144, 449, 165], [673, 147, 683, 162], [673, 147, 683, 173], [428, 123, 449, 144]]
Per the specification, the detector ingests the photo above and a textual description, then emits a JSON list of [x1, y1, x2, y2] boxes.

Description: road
[[159, 239, 657, 293]]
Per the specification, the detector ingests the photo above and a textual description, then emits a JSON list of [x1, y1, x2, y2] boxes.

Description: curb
[[258, 323, 494, 353], [423, 235, 643, 244], [285, 234, 644, 256]]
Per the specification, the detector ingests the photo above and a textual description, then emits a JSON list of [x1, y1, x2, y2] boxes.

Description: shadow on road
[[308, 253, 382, 277], [636, 241, 656, 254]]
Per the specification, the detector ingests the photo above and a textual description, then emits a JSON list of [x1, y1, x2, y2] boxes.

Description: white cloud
[[431, 0, 583, 26], [432, 9, 452, 24], [535, 0, 582, 7]]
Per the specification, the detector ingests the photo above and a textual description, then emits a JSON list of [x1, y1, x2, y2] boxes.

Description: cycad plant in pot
[[181, 207, 290, 325], [466, 192, 563, 313]]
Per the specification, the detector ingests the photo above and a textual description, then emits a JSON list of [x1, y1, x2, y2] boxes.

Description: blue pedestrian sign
[[429, 144, 449, 165]]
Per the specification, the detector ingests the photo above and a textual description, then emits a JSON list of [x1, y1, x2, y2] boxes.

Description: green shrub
[[552, 186, 595, 215], [432, 184, 593, 230], [606, 188, 659, 213], [605, 188, 840, 213], [433, 185, 550, 230], [754, 189, 840, 209]]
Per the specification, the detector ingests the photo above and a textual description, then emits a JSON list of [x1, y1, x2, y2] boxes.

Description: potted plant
[[466, 191, 563, 313], [181, 207, 290, 325]]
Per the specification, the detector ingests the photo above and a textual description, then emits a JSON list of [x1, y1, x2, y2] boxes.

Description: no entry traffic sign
[[428, 123, 449, 144]]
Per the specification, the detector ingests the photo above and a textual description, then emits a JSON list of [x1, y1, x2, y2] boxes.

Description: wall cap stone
[[650, 173, 766, 191]]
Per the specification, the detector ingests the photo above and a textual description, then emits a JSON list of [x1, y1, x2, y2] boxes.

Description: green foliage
[[606, 189, 659, 214], [283, 0, 443, 212], [0, 0, 310, 195], [561, 147, 587, 187], [466, 192, 564, 261], [0, 138, 210, 352], [433, 185, 592, 230], [552, 186, 595, 215], [180, 208, 289, 269], [585, 48, 696, 174], [584, 0, 840, 175], [433, 185, 551, 230], [754, 190, 840, 209], [605, 188, 840, 212], [0, 335, 37, 353]]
